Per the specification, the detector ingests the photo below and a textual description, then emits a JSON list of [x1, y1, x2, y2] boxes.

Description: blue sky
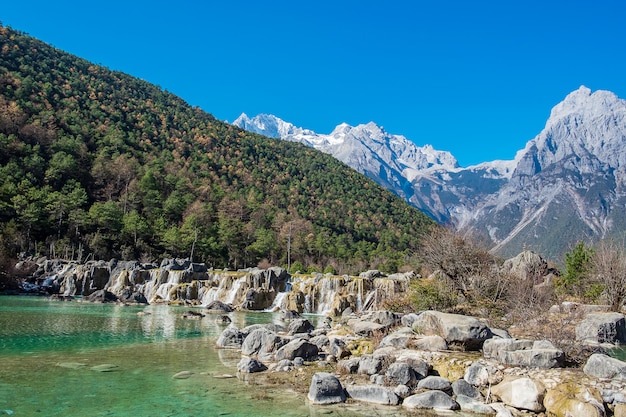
[[3, 1, 626, 166]]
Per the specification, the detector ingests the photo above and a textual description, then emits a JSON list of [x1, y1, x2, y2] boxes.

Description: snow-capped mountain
[[233, 114, 460, 202], [233, 86, 626, 260]]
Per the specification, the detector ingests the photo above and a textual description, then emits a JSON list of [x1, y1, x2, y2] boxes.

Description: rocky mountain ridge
[[234, 86, 626, 259]]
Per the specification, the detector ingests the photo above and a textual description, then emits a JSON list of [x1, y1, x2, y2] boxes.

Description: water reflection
[[0, 296, 416, 417]]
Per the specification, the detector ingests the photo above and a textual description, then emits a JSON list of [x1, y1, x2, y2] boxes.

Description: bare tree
[[419, 225, 497, 303], [592, 239, 626, 312]]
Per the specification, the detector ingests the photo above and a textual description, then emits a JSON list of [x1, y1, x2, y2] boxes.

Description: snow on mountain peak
[[547, 85, 623, 124], [233, 113, 315, 139]]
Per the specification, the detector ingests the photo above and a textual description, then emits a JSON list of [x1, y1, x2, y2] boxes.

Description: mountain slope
[[0, 25, 434, 273], [235, 87, 626, 260], [472, 86, 626, 258]]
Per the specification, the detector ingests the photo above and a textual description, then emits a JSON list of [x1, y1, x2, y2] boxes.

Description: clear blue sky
[[3, 1, 626, 166]]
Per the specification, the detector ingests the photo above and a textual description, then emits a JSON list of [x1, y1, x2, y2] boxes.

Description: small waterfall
[[265, 291, 288, 312], [225, 276, 246, 305], [62, 276, 76, 296], [198, 274, 247, 307], [139, 269, 166, 303], [310, 276, 345, 315], [150, 270, 181, 302], [350, 278, 364, 312]]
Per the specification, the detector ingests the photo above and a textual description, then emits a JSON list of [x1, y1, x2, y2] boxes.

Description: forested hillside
[[0, 25, 433, 274]]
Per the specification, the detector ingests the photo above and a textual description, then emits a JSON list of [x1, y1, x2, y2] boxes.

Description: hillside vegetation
[[0, 25, 433, 274]]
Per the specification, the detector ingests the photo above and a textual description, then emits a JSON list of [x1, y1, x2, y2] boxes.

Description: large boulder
[[328, 337, 350, 359], [412, 310, 493, 350], [483, 338, 564, 368], [501, 250, 549, 279], [402, 391, 459, 410], [345, 385, 400, 405], [464, 362, 501, 387], [287, 318, 314, 335], [413, 334, 448, 351], [543, 382, 605, 417], [359, 270, 386, 279], [379, 329, 414, 349], [576, 312, 626, 344], [357, 354, 384, 375], [348, 318, 387, 337], [417, 376, 452, 393], [385, 362, 418, 387], [491, 377, 545, 412], [216, 326, 246, 349], [237, 357, 267, 373], [274, 339, 319, 361], [241, 328, 287, 361], [361, 310, 401, 327], [307, 372, 346, 405], [452, 379, 481, 399], [583, 353, 626, 380], [205, 300, 234, 312]]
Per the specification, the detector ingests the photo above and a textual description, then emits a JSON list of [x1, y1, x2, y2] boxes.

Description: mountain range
[[234, 86, 626, 260]]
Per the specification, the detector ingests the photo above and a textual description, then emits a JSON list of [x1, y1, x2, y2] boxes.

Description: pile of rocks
[[217, 307, 626, 416]]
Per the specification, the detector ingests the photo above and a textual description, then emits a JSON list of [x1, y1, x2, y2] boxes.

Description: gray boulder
[[274, 339, 319, 361], [413, 335, 448, 351], [363, 310, 401, 327], [216, 326, 246, 349], [417, 376, 452, 392], [288, 318, 314, 335], [402, 391, 459, 410], [412, 310, 492, 350], [205, 300, 234, 312], [241, 328, 287, 361], [483, 338, 564, 368], [309, 335, 329, 350], [349, 320, 387, 337], [237, 357, 267, 373], [456, 394, 495, 415], [394, 356, 430, 379], [385, 362, 418, 387], [337, 357, 360, 374], [576, 312, 626, 344], [359, 270, 385, 279], [345, 385, 400, 405], [394, 384, 412, 398], [583, 353, 626, 380], [328, 337, 350, 359], [483, 338, 533, 358], [357, 355, 384, 375], [452, 379, 481, 399], [464, 362, 499, 387], [379, 330, 413, 349], [307, 372, 346, 405], [401, 313, 420, 328]]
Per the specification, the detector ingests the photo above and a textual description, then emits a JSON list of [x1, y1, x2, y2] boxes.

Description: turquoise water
[[0, 296, 414, 417]]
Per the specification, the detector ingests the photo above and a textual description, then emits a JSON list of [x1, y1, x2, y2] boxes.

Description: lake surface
[[0, 296, 416, 417]]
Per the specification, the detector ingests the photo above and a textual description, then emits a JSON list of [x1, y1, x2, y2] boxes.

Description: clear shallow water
[[0, 296, 415, 417]]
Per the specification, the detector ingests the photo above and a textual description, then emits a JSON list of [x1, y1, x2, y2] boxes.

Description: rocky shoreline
[[218, 308, 626, 416], [8, 256, 626, 415]]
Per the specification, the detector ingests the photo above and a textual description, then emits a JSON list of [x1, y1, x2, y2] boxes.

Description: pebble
[[173, 371, 194, 379], [90, 364, 118, 372]]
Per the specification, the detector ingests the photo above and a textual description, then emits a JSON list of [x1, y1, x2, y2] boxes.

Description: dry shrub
[[408, 276, 458, 312], [504, 273, 555, 324], [380, 291, 414, 314], [257, 258, 272, 270]]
